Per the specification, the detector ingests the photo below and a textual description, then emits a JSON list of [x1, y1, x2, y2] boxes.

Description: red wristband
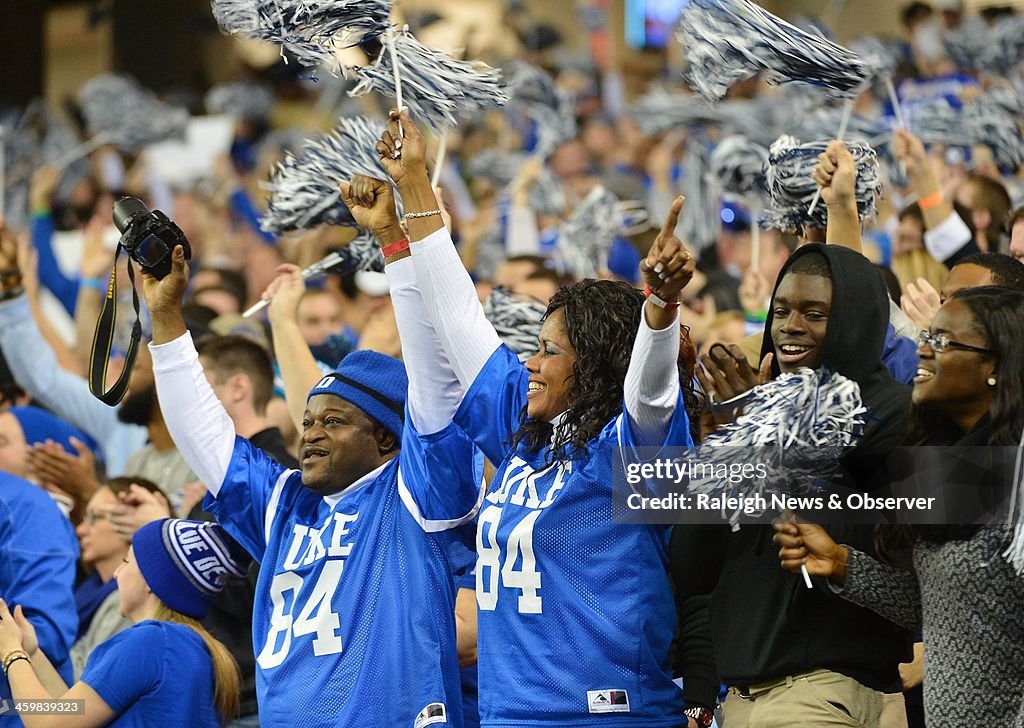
[[380, 237, 411, 259], [644, 285, 680, 310]]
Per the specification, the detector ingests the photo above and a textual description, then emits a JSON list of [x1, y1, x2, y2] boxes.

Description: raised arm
[[376, 109, 503, 392], [893, 129, 978, 266], [0, 226, 146, 475], [339, 175, 463, 433], [29, 167, 80, 315], [262, 266, 324, 434], [625, 196, 694, 444], [813, 140, 862, 254], [142, 246, 236, 496]]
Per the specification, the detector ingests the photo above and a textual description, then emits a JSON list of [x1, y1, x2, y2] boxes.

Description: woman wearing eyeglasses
[[70, 478, 170, 679], [775, 286, 1024, 726]]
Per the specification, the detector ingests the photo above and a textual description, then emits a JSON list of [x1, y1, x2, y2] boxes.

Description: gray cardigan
[[839, 527, 1024, 726]]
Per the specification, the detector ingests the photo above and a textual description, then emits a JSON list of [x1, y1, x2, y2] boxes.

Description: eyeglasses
[[83, 512, 109, 525], [916, 330, 993, 355]]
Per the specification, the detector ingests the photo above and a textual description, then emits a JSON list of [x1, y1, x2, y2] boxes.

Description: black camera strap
[[88, 244, 144, 406]]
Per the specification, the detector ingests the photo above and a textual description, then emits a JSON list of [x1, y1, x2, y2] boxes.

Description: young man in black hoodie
[[672, 147, 914, 727]]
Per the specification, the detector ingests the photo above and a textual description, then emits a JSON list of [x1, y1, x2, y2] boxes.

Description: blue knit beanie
[[9, 406, 101, 460], [306, 351, 408, 440], [133, 519, 248, 619]]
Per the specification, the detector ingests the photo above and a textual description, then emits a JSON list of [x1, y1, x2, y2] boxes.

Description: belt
[[731, 668, 837, 700]]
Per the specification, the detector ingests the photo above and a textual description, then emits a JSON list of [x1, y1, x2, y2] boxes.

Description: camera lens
[[112, 197, 149, 233]]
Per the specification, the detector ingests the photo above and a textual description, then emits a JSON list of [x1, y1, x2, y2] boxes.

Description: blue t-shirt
[[456, 345, 692, 727], [0, 472, 78, 724], [204, 415, 484, 727], [80, 621, 219, 727]]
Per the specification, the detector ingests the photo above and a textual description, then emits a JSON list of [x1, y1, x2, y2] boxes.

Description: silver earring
[[987, 376, 997, 387]]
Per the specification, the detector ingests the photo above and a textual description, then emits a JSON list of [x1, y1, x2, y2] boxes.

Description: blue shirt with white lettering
[[204, 416, 483, 727], [80, 621, 219, 727], [456, 345, 691, 727]]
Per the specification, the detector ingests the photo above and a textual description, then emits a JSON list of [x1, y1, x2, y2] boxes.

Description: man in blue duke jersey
[[141, 245, 484, 727]]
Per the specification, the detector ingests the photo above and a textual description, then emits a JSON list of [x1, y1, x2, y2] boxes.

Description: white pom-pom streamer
[[629, 87, 725, 137], [691, 369, 866, 521], [79, 74, 187, 152], [944, 15, 1024, 77], [211, 0, 391, 72], [261, 115, 394, 235], [205, 81, 276, 121], [558, 185, 621, 279], [505, 61, 576, 157], [676, 0, 870, 102], [908, 93, 1024, 173], [346, 27, 506, 133], [483, 287, 547, 361], [710, 135, 768, 198]]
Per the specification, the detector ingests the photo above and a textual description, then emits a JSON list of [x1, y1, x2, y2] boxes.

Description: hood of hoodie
[[760, 243, 894, 385], [761, 243, 910, 450]]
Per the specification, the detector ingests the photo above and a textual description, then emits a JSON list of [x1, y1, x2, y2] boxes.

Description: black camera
[[112, 197, 191, 280]]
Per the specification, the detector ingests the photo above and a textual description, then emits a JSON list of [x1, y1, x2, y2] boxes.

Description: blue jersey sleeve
[[203, 436, 298, 562], [398, 414, 485, 528], [454, 345, 529, 465], [0, 475, 78, 687], [80, 622, 164, 713]]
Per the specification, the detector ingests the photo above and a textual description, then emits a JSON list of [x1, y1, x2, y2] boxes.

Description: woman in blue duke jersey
[[0, 518, 244, 727], [368, 109, 714, 727]]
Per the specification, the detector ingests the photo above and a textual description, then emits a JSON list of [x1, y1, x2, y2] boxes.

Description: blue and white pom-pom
[[205, 81, 276, 121], [346, 27, 506, 133], [847, 36, 898, 90], [527, 169, 568, 218], [79, 74, 188, 151], [558, 185, 621, 279], [710, 135, 768, 199], [467, 149, 528, 188], [483, 287, 547, 361], [908, 92, 1024, 173], [629, 86, 724, 137], [211, 0, 391, 73], [761, 135, 881, 232], [505, 61, 576, 156], [465, 151, 566, 216], [944, 14, 1024, 77], [691, 369, 866, 504], [676, 0, 870, 102], [261, 115, 394, 235]]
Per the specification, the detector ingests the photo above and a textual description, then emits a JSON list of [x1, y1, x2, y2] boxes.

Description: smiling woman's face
[[523, 308, 577, 422], [770, 272, 833, 373], [912, 298, 995, 432]]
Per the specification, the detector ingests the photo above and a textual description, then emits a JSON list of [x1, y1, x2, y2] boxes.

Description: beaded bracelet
[[403, 210, 441, 220]]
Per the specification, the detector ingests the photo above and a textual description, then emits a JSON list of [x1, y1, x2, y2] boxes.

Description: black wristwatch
[[684, 705, 715, 727]]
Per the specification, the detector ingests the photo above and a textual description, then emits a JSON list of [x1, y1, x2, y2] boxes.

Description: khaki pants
[[723, 669, 883, 728], [879, 693, 909, 728]]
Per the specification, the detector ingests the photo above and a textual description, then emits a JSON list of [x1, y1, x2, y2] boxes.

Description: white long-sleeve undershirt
[[150, 332, 236, 497]]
